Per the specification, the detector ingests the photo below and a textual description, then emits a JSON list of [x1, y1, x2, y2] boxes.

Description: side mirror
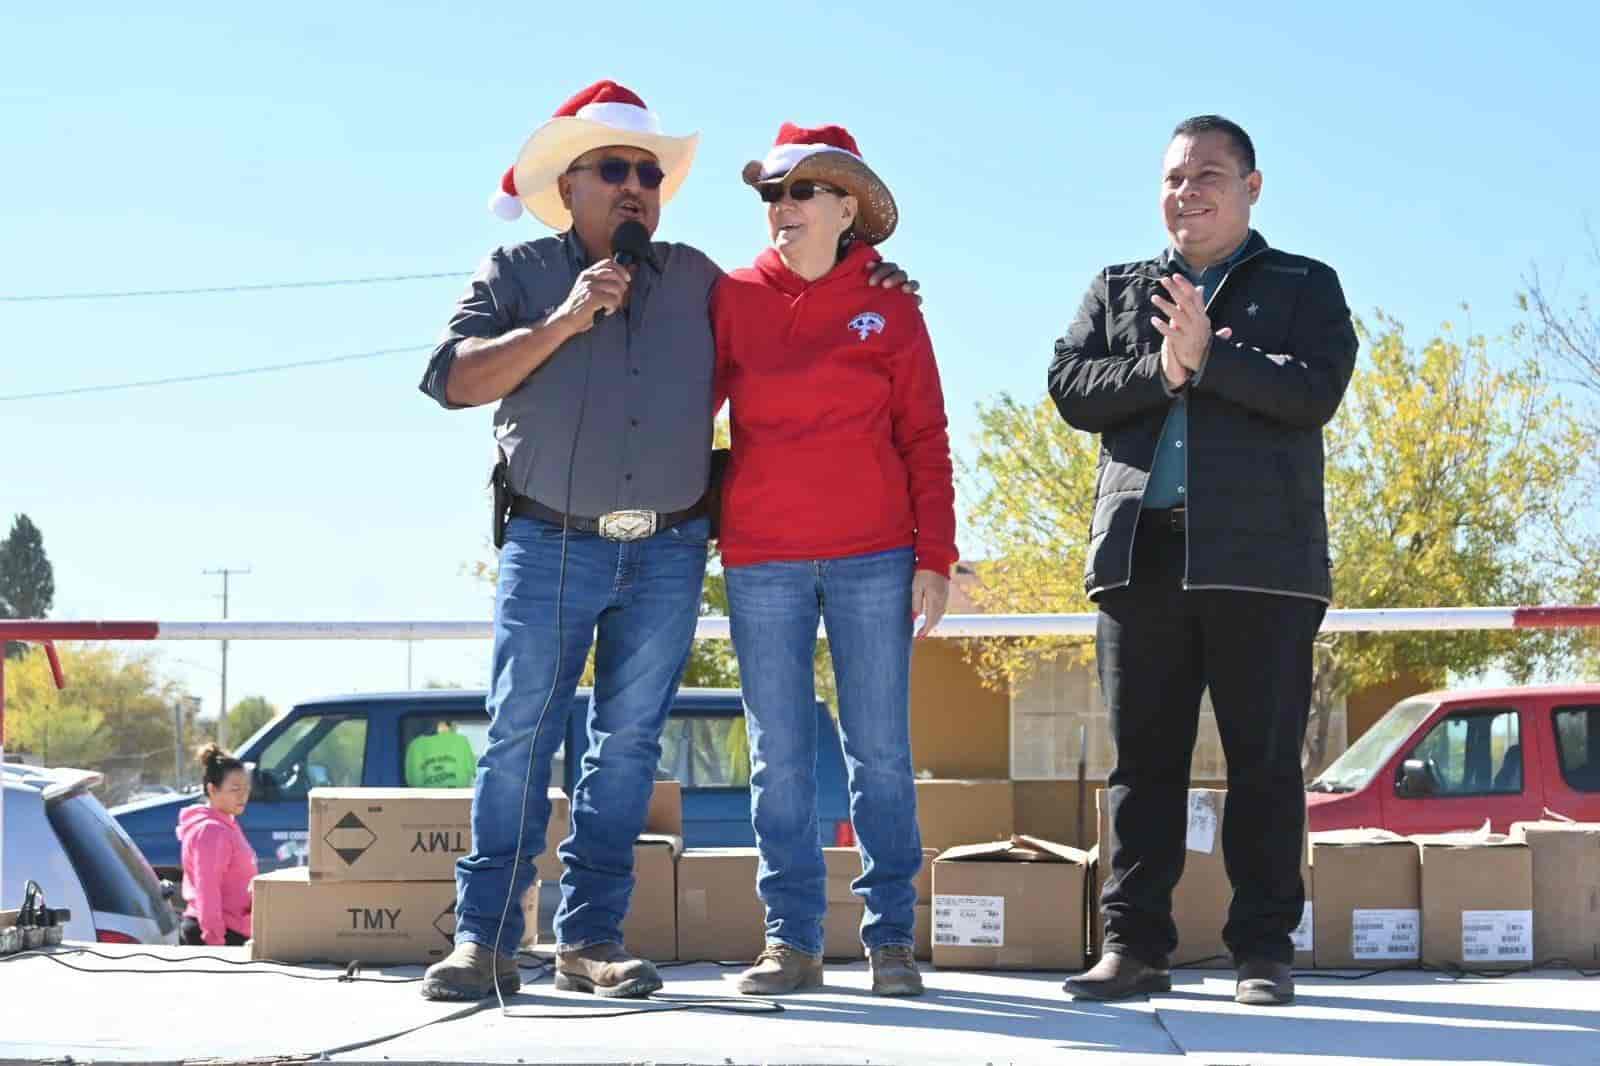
[[1396, 758, 1435, 798]]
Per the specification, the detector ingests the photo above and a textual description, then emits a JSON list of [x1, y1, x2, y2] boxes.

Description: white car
[[2, 764, 179, 945]]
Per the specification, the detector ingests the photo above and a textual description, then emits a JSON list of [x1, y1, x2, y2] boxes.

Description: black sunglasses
[[568, 157, 667, 190], [757, 179, 846, 204]]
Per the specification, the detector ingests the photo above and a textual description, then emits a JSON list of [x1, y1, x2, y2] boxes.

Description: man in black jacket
[[1050, 116, 1358, 1006]]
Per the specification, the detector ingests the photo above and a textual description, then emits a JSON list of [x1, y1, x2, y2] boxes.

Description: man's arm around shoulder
[[1048, 269, 1172, 433]]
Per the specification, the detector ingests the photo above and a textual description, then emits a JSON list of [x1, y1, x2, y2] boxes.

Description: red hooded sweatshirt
[[177, 804, 257, 944], [712, 241, 958, 574]]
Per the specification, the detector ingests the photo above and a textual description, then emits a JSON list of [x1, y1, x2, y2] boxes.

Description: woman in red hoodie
[[711, 124, 956, 999], [177, 744, 258, 946]]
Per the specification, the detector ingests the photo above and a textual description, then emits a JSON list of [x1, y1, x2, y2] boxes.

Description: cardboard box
[[1418, 833, 1533, 969], [914, 903, 932, 961], [676, 849, 764, 961], [916, 779, 1014, 852], [1093, 789, 1312, 966], [252, 867, 459, 965], [308, 788, 472, 882], [645, 779, 683, 838], [1511, 820, 1600, 967], [822, 846, 939, 961], [931, 835, 1087, 971], [306, 786, 574, 884], [623, 834, 681, 961], [1310, 829, 1420, 968], [526, 835, 681, 960]]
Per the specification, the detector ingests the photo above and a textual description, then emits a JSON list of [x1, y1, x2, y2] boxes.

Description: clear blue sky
[[3, 3, 1595, 719]]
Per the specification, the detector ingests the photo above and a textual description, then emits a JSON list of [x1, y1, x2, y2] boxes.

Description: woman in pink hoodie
[[177, 743, 258, 946]]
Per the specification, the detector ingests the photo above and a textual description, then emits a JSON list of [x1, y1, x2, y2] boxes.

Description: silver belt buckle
[[597, 509, 658, 542]]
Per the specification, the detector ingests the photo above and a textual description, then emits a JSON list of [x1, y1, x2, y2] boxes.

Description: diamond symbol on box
[[323, 811, 378, 866], [432, 902, 457, 945]]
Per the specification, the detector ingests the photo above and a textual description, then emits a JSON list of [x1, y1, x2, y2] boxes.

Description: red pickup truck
[[1306, 684, 1600, 834]]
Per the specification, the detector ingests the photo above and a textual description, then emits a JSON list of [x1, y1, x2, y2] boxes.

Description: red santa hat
[[741, 123, 898, 244], [489, 80, 699, 228]]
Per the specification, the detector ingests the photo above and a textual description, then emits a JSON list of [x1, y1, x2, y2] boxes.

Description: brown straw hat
[[740, 122, 897, 244]]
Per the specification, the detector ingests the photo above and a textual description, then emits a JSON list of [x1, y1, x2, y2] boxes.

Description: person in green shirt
[[406, 723, 477, 788]]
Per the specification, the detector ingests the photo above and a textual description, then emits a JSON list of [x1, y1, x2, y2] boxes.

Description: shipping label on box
[[1352, 908, 1421, 961], [931, 835, 1086, 971], [1462, 909, 1533, 965], [1186, 791, 1219, 854], [1290, 903, 1314, 955], [933, 895, 1006, 947]]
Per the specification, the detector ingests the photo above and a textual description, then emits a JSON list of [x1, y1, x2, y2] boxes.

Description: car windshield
[[47, 792, 177, 931], [1310, 698, 1438, 792]]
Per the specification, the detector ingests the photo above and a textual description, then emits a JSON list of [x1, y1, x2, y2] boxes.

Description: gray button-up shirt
[[420, 230, 722, 517]]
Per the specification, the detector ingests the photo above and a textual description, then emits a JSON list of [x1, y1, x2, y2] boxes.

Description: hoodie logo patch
[[848, 312, 886, 340]]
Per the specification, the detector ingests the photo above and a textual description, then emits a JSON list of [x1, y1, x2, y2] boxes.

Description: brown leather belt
[[509, 494, 707, 541]]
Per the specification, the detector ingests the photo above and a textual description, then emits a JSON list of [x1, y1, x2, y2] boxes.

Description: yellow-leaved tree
[[962, 313, 1600, 775]]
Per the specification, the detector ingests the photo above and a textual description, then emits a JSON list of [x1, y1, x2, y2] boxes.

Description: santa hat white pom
[[489, 167, 523, 220], [485, 79, 698, 228]]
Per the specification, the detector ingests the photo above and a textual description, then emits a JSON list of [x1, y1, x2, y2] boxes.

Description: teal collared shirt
[[1142, 232, 1256, 510]]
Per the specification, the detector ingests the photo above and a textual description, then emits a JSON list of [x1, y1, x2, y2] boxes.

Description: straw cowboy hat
[[741, 122, 898, 244], [489, 80, 699, 229]]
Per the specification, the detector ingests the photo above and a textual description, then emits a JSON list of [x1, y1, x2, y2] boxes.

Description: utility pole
[[203, 567, 250, 747]]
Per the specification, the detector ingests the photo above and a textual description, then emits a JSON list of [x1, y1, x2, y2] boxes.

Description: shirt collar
[[1168, 230, 1256, 282]]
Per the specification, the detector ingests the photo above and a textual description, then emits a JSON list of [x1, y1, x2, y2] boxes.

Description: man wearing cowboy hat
[[1050, 115, 1357, 1007], [418, 81, 912, 1002]]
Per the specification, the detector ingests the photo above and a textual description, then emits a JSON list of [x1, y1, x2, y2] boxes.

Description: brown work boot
[[734, 943, 824, 995], [420, 941, 520, 1001], [869, 944, 924, 997], [1235, 958, 1294, 1006], [1062, 952, 1172, 1001], [554, 942, 663, 998]]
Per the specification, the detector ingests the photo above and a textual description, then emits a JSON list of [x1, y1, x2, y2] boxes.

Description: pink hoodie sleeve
[[187, 822, 230, 946]]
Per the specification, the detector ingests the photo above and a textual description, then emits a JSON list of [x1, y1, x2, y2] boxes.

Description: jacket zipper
[[1180, 245, 1267, 590]]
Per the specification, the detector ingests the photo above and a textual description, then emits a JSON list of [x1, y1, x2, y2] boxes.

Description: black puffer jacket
[[1048, 232, 1358, 602]]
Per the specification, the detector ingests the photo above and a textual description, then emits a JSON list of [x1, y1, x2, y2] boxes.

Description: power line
[[0, 345, 429, 402], [0, 271, 468, 303]]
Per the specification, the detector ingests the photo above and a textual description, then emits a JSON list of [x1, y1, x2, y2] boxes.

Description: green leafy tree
[[224, 696, 278, 745], [957, 393, 1099, 688], [0, 514, 55, 659]]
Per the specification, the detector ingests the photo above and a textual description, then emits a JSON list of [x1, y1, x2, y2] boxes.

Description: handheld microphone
[[594, 220, 654, 322]]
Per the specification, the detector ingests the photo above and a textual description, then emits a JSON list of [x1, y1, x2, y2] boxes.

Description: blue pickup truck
[[113, 687, 850, 878]]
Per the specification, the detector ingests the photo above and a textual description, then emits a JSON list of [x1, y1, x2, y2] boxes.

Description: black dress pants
[[1095, 518, 1325, 966]]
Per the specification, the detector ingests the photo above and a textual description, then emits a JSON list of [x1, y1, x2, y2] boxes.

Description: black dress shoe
[[1062, 952, 1172, 1001], [1235, 958, 1294, 1005]]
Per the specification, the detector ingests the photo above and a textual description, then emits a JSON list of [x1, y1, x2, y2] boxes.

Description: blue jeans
[[453, 514, 708, 953], [725, 547, 922, 957]]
